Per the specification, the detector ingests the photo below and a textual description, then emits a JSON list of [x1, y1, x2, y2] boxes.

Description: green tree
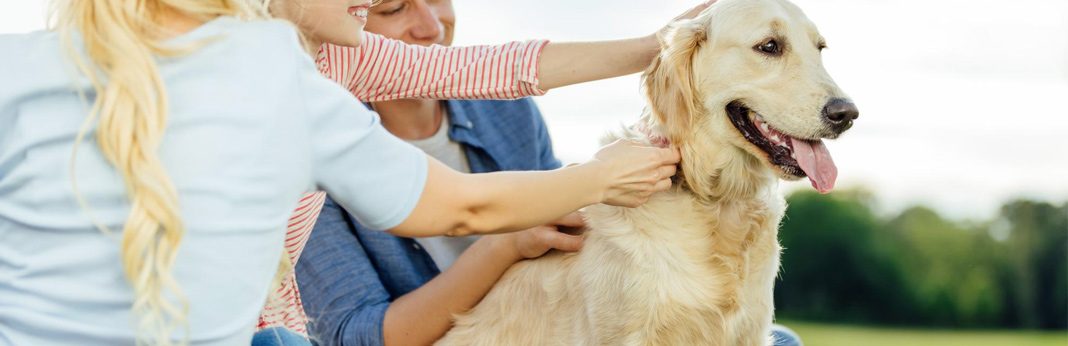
[[774, 190, 1066, 329], [883, 207, 1005, 327], [775, 189, 907, 323], [1000, 200, 1068, 329]]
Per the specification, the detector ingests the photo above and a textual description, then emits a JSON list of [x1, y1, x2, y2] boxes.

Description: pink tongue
[[789, 138, 838, 194]]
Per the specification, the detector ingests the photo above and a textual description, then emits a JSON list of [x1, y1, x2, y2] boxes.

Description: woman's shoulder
[[0, 31, 70, 104], [0, 30, 57, 51], [167, 18, 315, 98], [184, 17, 304, 61], [212, 17, 300, 44]]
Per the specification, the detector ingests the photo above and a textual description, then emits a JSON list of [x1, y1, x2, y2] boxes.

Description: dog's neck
[[586, 113, 786, 262], [632, 111, 779, 204]]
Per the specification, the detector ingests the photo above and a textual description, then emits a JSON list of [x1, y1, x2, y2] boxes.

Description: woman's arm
[[388, 140, 678, 238], [319, 37, 547, 101], [320, 1, 716, 102], [383, 216, 585, 345], [301, 27, 679, 238], [536, 35, 659, 91], [538, 0, 716, 89]]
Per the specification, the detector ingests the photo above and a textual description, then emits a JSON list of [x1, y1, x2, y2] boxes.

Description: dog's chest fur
[[576, 188, 784, 345], [438, 181, 786, 346]]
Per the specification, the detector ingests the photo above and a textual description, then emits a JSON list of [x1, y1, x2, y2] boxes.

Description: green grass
[[780, 320, 1068, 346]]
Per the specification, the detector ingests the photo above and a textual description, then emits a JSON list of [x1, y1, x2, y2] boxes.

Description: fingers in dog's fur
[[552, 212, 586, 228], [653, 177, 674, 192], [658, 164, 678, 180], [545, 231, 583, 252], [655, 146, 682, 164]]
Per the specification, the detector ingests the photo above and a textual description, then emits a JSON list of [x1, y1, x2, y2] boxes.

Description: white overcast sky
[[3, 1, 1066, 220]]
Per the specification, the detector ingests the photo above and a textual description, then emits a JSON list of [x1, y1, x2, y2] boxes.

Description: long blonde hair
[[53, 0, 265, 344]]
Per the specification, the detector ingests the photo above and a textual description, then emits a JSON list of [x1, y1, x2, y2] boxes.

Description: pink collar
[[634, 123, 671, 148]]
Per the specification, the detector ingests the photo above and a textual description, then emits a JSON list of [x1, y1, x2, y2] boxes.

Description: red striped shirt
[[257, 33, 549, 334]]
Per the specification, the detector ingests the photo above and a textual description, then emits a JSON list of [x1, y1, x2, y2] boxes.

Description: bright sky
[[3, 1, 1066, 220], [451, 0, 1068, 220]]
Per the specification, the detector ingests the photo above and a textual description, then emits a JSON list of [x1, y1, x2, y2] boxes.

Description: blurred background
[[3, 0, 1065, 345]]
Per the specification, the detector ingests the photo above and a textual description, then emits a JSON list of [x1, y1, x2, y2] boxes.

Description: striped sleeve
[[317, 32, 550, 102], [283, 191, 327, 265], [257, 191, 327, 335]]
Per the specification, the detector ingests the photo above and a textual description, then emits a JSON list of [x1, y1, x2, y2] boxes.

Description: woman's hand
[[383, 211, 586, 346], [588, 140, 680, 207], [643, 1, 718, 47], [489, 212, 587, 263], [666, 1, 717, 30]]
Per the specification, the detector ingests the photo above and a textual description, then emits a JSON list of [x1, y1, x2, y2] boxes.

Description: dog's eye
[[755, 39, 782, 56]]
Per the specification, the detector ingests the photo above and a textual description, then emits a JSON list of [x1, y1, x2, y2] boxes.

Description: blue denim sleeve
[[295, 198, 389, 346], [525, 99, 562, 170]]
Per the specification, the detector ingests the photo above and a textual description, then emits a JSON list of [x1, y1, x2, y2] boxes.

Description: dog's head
[[644, 0, 857, 198]]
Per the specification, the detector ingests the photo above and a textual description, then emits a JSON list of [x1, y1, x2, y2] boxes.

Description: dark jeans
[[251, 327, 312, 346], [772, 323, 804, 346]]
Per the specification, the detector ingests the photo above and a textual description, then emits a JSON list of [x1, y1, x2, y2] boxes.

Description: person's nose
[[409, 2, 444, 43]]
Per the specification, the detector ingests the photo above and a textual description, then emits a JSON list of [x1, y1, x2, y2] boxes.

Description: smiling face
[[364, 0, 455, 46], [269, 0, 374, 47], [644, 0, 857, 196]]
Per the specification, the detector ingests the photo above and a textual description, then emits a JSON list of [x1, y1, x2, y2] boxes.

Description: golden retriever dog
[[437, 0, 858, 344]]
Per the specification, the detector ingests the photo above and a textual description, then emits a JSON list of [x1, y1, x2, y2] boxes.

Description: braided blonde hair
[[54, 0, 265, 344]]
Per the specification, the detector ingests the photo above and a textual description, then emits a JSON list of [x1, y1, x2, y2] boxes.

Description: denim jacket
[[295, 98, 560, 345]]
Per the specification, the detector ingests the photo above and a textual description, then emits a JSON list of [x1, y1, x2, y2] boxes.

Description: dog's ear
[[643, 18, 709, 194], [643, 19, 707, 144]]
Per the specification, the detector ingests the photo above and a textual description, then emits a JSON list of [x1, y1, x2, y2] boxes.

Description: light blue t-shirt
[[0, 18, 427, 345]]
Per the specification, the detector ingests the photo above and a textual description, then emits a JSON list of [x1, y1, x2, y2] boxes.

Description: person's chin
[[328, 31, 365, 48], [348, 33, 365, 47]]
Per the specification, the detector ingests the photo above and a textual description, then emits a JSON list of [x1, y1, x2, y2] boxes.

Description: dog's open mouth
[[725, 101, 838, 193]]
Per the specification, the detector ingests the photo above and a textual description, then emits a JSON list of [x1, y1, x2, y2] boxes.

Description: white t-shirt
[[405, 113, 478, 270], [0, 18, 427, 345]]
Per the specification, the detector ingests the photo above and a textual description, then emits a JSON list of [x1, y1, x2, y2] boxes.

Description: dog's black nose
[[822, 98, 859, 132]]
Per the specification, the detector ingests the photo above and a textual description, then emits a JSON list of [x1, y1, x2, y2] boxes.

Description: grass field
[[780, 320, 1068, 346]]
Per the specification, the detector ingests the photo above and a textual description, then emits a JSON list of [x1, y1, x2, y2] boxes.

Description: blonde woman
[[0, 0, 704, 345]]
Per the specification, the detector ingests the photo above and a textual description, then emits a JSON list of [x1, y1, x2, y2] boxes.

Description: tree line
[[774, 190, 1067, 330]]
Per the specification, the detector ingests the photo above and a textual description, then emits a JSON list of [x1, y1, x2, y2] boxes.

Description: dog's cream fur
[[437, 0, 850, 344]]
